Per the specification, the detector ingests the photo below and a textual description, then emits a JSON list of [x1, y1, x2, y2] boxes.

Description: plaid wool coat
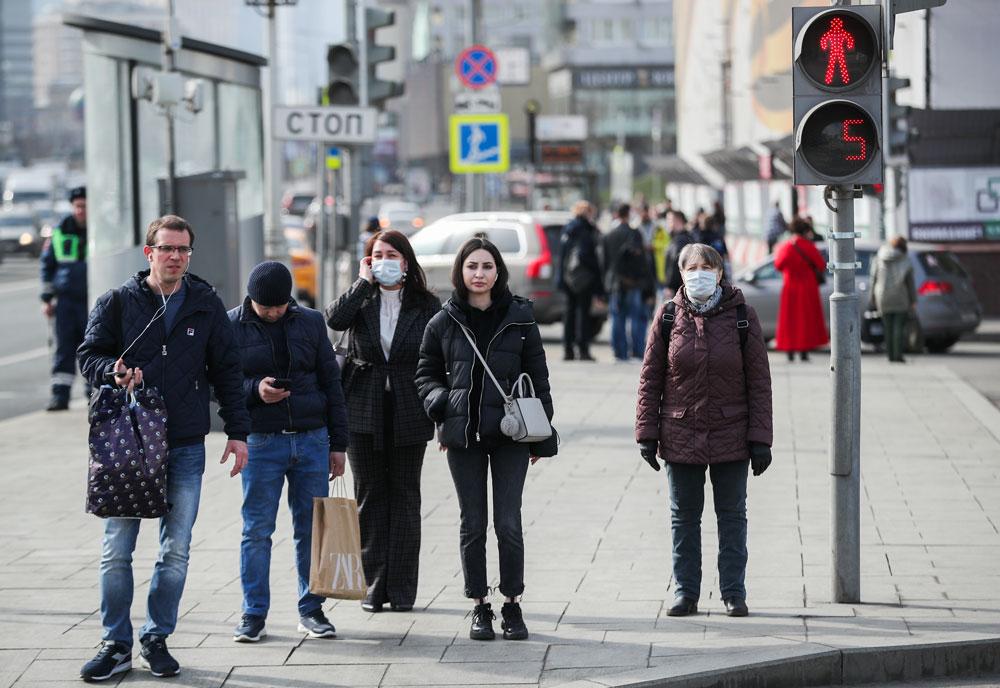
[[325, 278, 441, 449]]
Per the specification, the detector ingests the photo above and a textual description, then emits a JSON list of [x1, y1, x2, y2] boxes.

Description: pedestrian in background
[[557, 201, 604, 361], [663, 209, 693, 299], [325, 230, 440, 613], [636, 203, 657, 249], [636, 243, 772, 619], [228, 261, 349, 643], [40, 186, 88, 411], [603, 203, 655, 361], [692, 212, 730, 281], [766, 202, 787, 254], [651, 208, 672, 293], [77, 215, 249, 682], [869, 235, 917, 363], [357, 216, 380, 261], [711, 201, 727, 237], [774, 218, 829, 362], [416, 237, 556, 642]]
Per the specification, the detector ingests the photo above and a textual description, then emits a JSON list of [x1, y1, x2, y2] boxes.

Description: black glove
[[639, 441, 660, 471], [749, 442, 772, 476]]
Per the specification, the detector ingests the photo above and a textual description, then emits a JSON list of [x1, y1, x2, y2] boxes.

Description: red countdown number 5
[[842, 119, 867, 161]]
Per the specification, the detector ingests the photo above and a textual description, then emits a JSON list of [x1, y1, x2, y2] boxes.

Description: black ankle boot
[[469, 602, 495, 640], [500, 602, 528, 640]]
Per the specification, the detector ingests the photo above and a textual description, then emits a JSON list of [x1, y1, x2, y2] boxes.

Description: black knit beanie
[[247, 261, 292, 306]]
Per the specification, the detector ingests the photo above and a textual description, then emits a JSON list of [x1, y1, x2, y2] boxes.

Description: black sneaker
[[139, 635, 179, 677], [469, 602, 496, 641], [500, 602, 529, 640], [297, 609, 336, 638], [46, 395, 69, 411], [233, 613, 266, 642], [80, 640, 131, 682]]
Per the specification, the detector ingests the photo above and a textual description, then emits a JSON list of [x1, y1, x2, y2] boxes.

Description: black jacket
[[228, 298, 348, 451], [325, 278, 441, 449], [664, 229, 694, 292], [78, 271, 250, 446], [557, 215, 605, 297], [602, 222, 653, 295], [415, 294, 555, 454]]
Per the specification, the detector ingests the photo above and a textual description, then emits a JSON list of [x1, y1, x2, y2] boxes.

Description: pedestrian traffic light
[[887, 75, 913, 158], [793, 6, 883, 185], [364, 7, 404, 107], [326, 42, 359, 105]]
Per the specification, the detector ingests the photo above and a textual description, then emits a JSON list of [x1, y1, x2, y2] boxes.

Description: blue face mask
[[683, 270, 719, 302], [372, 258, 404, 287]]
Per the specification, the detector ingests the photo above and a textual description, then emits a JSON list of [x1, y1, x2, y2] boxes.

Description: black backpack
[[563, 242, 598, 294], [661, 300, 749, 358]]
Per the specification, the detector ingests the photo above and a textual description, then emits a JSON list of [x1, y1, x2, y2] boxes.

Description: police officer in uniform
[[40, 186, 88, 411]]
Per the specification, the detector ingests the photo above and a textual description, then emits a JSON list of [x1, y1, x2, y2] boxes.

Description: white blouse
[[379, 287, 403, 362]]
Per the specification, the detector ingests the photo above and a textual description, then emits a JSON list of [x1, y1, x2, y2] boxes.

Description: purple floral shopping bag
[[86, 385, 169, 518]]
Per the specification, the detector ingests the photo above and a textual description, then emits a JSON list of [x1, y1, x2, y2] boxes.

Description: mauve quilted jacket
[[635, 286, 773, 464]]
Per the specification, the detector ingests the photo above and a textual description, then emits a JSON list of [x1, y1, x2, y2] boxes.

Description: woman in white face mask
[[325, 230, 441, 613], [635, 242, 774, 620]]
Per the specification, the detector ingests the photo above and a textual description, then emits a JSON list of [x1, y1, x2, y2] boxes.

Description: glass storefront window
[[84, 53, 134, 254], [218, 82, 264, 220]]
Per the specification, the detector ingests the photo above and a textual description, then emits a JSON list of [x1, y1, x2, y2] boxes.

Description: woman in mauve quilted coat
[[635, 243, 773, 619]]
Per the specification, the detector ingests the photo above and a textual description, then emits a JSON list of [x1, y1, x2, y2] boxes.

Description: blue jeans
[[609, 289, 649, 360], [100, 443, 206, 645], [240, 427, 329, 618], [666, 460, 749, 602]]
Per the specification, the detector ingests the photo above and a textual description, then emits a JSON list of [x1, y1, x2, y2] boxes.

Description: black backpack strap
[[736, 302, 749, 353], [660, 301, 676, 352]]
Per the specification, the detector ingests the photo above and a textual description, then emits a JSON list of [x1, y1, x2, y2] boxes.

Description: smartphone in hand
[[272, 378, 292, 390]]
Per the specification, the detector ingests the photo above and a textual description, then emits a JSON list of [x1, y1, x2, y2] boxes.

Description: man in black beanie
[[227, 261, 349, 643]]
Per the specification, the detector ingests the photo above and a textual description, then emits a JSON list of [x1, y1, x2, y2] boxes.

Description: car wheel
[[925, 336, 958, 354]]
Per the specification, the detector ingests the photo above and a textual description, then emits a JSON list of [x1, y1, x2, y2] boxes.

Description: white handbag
[[459, 324, 553, 443], [333, 329, 350, 370]]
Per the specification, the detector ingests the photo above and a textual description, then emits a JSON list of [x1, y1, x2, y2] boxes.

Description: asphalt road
[[0, 253, 997, 422]]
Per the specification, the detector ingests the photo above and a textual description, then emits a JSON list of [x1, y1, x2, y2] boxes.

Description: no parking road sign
[[455, 45, 498, 90], [449, 113, 510, 174]]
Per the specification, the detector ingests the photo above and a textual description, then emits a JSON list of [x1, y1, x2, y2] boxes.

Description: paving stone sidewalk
[[1, 347, 998, 688]]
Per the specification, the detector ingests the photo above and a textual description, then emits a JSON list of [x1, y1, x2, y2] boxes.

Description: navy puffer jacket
[[228, 297, 348, 451], [78, 270, 250, 446]]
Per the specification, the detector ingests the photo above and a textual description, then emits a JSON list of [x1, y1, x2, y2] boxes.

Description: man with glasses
[[77, 214, 250, 682]]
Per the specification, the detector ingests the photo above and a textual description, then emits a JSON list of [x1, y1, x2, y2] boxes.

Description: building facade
[[0, 0, 35, 158]]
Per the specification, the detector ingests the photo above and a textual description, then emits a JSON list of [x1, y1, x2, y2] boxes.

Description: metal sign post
[[828, 183, 862, 604]]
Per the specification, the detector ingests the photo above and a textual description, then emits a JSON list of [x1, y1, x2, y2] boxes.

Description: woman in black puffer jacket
[[416, 237, 556, 643]]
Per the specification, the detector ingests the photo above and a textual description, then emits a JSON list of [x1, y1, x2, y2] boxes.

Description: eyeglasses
[[151, 245, 193, 256]]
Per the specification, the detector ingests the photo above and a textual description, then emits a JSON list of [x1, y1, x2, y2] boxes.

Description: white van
[[2, 170, 57, 210]]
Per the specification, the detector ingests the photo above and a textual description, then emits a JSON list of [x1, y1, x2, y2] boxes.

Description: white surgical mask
[[371, 258, 404, 287], [683, 270, 719, 303]]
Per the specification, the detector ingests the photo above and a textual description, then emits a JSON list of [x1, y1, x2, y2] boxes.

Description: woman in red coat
[[774, 219, 828, 361]]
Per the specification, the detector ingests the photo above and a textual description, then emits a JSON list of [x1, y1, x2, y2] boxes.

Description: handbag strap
[[791, 240, 823, 280], [514, 372, 536, 398], [334, 328, 349, 350], [457, 322, 513, 403]]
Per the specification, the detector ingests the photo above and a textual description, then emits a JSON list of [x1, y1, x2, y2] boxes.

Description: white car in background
[[377, 201, 424, 235]]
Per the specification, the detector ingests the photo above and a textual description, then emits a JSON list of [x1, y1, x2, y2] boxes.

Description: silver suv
[[409, 211, 575, 324]]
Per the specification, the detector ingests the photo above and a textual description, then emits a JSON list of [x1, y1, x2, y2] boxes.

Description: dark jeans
[[446, 443, 529, 599], [51, 297, 87, 395], [666, 460, 750, 602], [563, 290, 594, 355], [609, 288, 648, 360], [883, 312, 907, 362]]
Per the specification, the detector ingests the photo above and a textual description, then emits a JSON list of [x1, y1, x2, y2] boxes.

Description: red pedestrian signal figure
[[820, 17, 855, 86]]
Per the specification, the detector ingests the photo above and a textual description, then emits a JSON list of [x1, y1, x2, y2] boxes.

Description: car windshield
[[918, 251, 968, 278], [0, 214, 33, 226]]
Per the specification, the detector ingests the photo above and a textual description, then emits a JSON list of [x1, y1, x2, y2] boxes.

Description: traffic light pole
[[828, 183, 862, 604]]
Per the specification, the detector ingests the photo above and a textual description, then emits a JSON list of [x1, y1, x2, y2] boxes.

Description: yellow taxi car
[[284, 226, 316, 307]]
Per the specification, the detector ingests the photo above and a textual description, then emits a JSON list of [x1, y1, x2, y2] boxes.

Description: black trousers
[[562, 290, 594, 354], [446, 443, 529, 599], [347, 392, 426, 607], [51, 297, 87, 395]]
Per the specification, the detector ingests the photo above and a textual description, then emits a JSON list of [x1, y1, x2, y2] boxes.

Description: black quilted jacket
[[416, 294, 555, 452], [228, 297, 349, 451], [78, 270, 250, 446]]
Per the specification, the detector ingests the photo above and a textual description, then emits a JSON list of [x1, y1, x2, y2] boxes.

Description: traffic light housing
[[887, 75, 913, 158], [793, 6, 883, 185], [326, 42, 359, 105], [365, 7, 404, 107]]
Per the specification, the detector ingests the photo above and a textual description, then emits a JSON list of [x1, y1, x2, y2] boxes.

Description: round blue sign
[[455, 45, 497, 90]]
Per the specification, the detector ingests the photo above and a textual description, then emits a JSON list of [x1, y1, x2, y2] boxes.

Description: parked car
[[377, 201, 424, 235], [410, 211, 606, 334], [282, 187, 316, 218], [0, 207, 42, 257], [735, 240, 982, 353], [284, 226, 316, 308]]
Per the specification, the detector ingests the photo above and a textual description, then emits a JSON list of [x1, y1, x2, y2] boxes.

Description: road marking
[[0, 279, 37, 296], [0, 346, 48, 367]]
